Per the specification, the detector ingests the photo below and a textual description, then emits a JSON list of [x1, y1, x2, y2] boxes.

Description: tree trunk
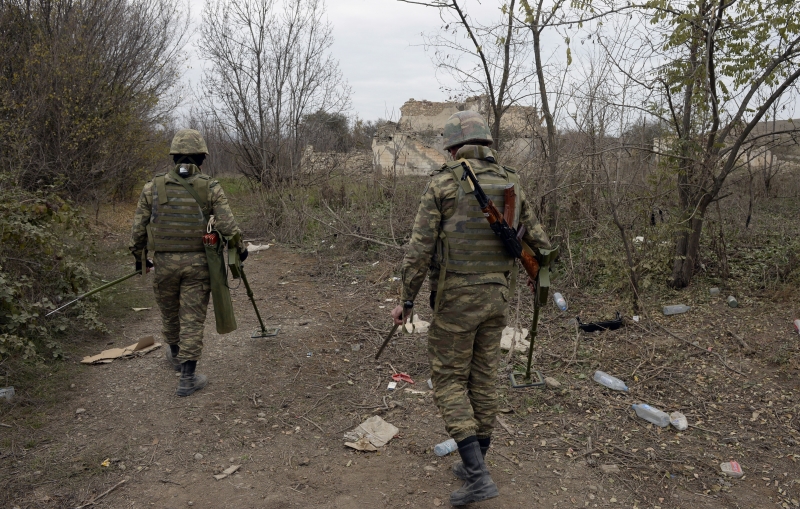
[[532, 27, 559, 230], [671, 195, 711, 288]]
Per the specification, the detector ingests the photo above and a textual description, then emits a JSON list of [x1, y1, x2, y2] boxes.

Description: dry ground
[[2, 241, 800, 509]]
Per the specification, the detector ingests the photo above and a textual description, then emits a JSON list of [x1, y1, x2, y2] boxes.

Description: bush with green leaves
[[0, 179, 101, 359]]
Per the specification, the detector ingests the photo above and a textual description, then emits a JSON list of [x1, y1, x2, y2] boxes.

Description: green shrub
[[0, 178, 100, 359]]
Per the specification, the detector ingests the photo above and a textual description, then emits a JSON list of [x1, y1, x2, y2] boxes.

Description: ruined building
[[373, 97, 541, 176]]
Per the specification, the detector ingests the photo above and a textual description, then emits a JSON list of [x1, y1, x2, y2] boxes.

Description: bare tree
[[0, 0, 188, 202], [199, 0, 351, 185], [403, 0, 537, 148]]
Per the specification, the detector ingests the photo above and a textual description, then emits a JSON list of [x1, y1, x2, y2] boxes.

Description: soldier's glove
[[239, 248, 249, 263], [135, 259, 154, 273]]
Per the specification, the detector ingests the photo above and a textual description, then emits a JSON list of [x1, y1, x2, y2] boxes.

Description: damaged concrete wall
[[373, 97, 541, 176]]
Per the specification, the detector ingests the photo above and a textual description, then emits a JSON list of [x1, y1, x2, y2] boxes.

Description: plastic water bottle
[[631, 403, 670, 427], [553, 292, 568, 311], [434, 438, 458, 456], [794, 319, 800, 335], [726, 296, 738, 308], [663, 304, 690, 316], [593, 371, 628, 391]]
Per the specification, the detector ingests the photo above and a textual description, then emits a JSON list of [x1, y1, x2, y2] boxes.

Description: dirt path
[[2, 245, 800, 508]]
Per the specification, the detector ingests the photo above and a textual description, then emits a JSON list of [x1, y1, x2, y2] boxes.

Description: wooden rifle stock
[[477, 195, 540, 283]]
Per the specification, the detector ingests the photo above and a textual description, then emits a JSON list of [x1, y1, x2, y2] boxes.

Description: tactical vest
[[436, 159, 521, 277], [146, 166, 211, 253]]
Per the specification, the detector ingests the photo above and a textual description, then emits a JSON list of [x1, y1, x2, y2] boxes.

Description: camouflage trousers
[[427, 283, 508, 443], [152, 252, 211, 362]]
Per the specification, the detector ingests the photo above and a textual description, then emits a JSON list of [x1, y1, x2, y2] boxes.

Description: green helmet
[[169, 129, 209, 155], [442, 111, 493, 150]]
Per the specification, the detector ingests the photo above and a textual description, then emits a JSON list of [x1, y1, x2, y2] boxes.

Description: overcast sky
[[183, 0, 510, 122]]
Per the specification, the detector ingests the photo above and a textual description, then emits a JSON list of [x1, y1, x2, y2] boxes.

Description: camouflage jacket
[[129, 165, 242, 260], [400, 145, 551, 303]]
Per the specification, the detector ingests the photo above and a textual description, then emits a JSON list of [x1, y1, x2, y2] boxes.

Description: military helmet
[[169, 129, 209, 155], [442, 111, 493, 150]]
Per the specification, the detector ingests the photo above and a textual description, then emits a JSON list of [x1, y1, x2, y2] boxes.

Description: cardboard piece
[[246, 242, 271, 253], [343, 415, 398, 451], [81, 336, 161, 364]]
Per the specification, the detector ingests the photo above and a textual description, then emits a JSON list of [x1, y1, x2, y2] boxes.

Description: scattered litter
[[101, 458, 110, 467], [427, 378, 433, 389], [391, 277, 400, 282], [351, 344, 361, 352], [344, 415, 399, 451], [387, 381, 397, 391], [553, 292, 568, 311], [710, 287, 721, 296], [75, 408, 86, 414], [500, 327, 529, 352], [213, 464, 241, 481], [663, 304, 690, 316], [194, 453, 203, 460], [81, 336, 161, 364], [404, 388, 429, 395], [434, 438, 458, 456], [371, 261, 379, 266], [306, 352, 312, 358], [131, 307, 151, 312], [544, 377, 561, 389], [670, 411, 688, 431], [384, 299, 393, 302], [578, 313, 623, 332], [633, 236, 644, 243], [631, 403, 670, 427], [403, 317, 430, 334], [0, 386, 15, 402], [632, 315, 640, 323], [720, 461, 744, 478], [593, 371, 628, 391], [599, 464, 620, 474], [246, 242, 271, 253], [795, 319, 800, 335], [391, 373, 414, 384], [727, 296, 739, 308]]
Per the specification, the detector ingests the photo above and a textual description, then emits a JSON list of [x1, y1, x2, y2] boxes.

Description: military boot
[[450, 439, 499, 506], [165, 344, 181, 371], [176, 360, 208, 397], [452, 437, 490, 480]]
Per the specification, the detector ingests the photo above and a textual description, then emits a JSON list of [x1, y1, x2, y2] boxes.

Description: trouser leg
[[175, 262, 210, 362], [428, 284, 508, 443], [153, 255, 181, 346]]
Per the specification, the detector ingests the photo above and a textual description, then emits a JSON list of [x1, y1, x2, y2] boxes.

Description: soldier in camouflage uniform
[[390, 111, 550, 506], [129, 129, 246, 397]]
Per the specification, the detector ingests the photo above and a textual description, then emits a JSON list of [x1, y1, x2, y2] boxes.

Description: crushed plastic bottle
[[631, 403, 670, 427], [669, 411, 688, 430], [663, 304, 690, 316], [434, 438, 458, 456], [553, 292, 568, 311], [593, 371, 629, 392]]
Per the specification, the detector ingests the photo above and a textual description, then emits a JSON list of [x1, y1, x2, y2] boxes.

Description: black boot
[[165, 344, 181, 371], [452, 437, 490, 480], [450, 438, 499, 506], [176, 360, 208, 397]]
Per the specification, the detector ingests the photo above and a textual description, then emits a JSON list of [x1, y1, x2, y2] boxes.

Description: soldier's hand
[[391, 304, 410, 325], [526, 277, 536, 293], [239, 248, 249, 263]]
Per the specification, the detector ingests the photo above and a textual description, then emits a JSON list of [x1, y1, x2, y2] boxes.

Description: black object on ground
[[578, 312, 623, 333]]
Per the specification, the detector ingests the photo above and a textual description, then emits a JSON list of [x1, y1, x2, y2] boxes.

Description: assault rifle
[[459, 161, 540, 282]]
